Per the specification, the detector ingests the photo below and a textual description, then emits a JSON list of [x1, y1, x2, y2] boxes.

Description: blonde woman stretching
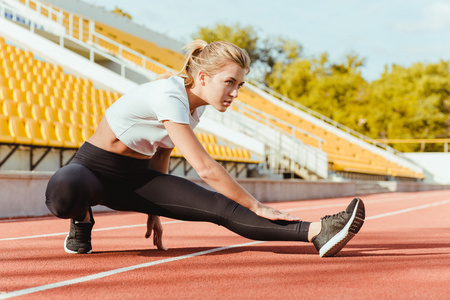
[[45, 40, 365, 257]]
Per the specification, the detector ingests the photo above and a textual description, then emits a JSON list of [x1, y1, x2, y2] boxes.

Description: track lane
[[1, 190, 449, 299]]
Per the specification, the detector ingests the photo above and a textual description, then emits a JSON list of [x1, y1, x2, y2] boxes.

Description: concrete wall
[[2, 171, 450, 219]]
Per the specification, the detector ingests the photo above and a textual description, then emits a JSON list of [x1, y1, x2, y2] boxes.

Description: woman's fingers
[[145, 215, 168, 250], [255, 204, 300, 221]]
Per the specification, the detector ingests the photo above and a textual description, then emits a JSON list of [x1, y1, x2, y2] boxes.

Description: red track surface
[[1, 190, 450, 299]]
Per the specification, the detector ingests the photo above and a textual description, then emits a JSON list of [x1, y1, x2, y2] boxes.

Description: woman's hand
[[254, 203, 300, 222], [145, 215, 168, 250]]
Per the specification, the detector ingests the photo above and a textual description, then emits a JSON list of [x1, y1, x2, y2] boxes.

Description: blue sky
[[81, 0, 450, 82]]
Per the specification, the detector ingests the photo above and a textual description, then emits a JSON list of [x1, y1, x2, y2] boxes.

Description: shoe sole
[[64, 234, 92, 254], [319, 198, 365, 258]]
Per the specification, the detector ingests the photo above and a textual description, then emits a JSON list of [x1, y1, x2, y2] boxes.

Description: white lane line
[[0, 241, 264, 300], [1, 196, 448, 241], [366, 199, 450, 220], [0, 220, 184, 242], [1, 198, 449, 299]]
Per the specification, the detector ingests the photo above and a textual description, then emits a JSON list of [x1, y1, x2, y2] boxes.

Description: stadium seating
[[235, 88, 423, 179], [0, 36, 258, 165], [3, 1, 421, 179]]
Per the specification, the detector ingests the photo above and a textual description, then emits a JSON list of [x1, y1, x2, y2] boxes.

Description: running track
[[1, 190, 449, 299]]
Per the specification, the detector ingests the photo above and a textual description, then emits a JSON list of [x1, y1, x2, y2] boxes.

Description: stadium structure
[[0, 0, 448, 218]]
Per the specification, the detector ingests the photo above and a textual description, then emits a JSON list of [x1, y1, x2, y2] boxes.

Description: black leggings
[[45, 142, 310, 242]]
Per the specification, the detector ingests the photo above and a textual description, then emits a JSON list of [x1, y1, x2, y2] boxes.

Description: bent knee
[[45, 164, 102, 219]]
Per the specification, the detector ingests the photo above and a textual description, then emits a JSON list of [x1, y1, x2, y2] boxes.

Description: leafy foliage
[[192, 24, 450, 152]]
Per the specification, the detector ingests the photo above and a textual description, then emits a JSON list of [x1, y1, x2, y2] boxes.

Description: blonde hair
[[173, 40, 251, 87]]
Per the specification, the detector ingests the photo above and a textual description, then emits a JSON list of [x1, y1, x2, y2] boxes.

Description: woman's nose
[[230, 87, 239, 98]]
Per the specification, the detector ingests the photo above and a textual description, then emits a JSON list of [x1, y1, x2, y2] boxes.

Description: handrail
[[22, 0, 63, 23], [205, 102, 329, 178], [89, 30, 173, 74], [249, 81, 404, 156], [233, 101, 325, 149]]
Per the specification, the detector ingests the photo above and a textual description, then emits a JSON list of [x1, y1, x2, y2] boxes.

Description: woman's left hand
[[254, 203, 300, 221], [145, 215, 168, 250]]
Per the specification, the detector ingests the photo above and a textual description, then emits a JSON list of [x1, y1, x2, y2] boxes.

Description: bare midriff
[[88, 117, 152, 160]]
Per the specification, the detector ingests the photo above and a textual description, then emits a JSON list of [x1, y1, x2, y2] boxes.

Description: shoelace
[[322, 210, 347, 220], [73, 222, 92, 242]]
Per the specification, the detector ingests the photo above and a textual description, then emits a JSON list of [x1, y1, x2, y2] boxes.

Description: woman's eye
[[225, 81, 233, 86], [237, 84, 244, 89]]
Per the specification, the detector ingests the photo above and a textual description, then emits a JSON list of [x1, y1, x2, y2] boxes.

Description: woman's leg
[[45, 163, 105, 220], [104, 173, 310, 242]]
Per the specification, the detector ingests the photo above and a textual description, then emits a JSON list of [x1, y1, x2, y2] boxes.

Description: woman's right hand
[[253, 203, 300, 222]]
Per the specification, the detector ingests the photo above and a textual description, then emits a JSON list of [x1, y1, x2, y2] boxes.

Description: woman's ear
[[198, 70, 207, 86]]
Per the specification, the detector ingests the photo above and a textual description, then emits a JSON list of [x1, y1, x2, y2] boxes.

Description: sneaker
[[64, 208, 95, 254], [312, 198, 365, 257]]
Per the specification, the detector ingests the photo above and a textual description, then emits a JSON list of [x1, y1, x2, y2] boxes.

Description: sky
[[81, 0, 450, 82]]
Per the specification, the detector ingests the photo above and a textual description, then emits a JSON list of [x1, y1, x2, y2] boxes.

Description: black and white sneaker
[[312, 198, 365, 257], [64, 208, 95, 254]]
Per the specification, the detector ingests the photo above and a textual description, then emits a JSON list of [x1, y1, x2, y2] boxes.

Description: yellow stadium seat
[[12, 89, 25, 102], [31, 104, 46, 121], [55, 108, 69, 123], [0, 86, 13, 101], [62, 99, 74, 111], [82, 102, 94, 115], [9, 117, 32, 144], [0, 75, 8, 87], [41, 121, 63, 147], [171, 146, 182, 157], [92, 103, 105, 116], [50, 96, 62, 109], [0, 115, 14, 143], [2, 100, 20, 118], [44, 106, 59, 123], [81, 113, 95, 129], [19, 79, 32, 92], [68, 125, 85, 147], [17, 102, 33, 119], [71, 101, 84, 113], [92, 114, 102, 127], [25, 119, 47, 146], [80, 126, 94, 141], [69, 111, 83, 125], [38, 94, 51, 107], [55, 123, 78, 148]]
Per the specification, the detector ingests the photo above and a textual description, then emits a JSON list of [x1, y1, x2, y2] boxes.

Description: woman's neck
[[186, 85, 207, 115]]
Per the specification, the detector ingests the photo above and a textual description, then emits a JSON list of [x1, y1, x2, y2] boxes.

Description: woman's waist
[[72, 142, 152, 177]]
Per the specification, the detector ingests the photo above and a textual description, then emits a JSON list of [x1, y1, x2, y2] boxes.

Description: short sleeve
[[151, 82, 190, 124]]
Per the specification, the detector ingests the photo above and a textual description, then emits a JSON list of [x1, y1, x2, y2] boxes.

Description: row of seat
[[236, 88, 423, 178], [0, 114, 92, 148], [1, 36, 259, 164], [171, 132, 259, 163], [18, 0, 183, 75]]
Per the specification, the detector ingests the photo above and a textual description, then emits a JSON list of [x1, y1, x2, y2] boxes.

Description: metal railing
[[250, 81, 404, 155], [205, 102, 329, 178]]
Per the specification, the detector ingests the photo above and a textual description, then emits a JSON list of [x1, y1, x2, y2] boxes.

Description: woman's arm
[[164, 121, 299, 221], [145, 146, 173, 250]]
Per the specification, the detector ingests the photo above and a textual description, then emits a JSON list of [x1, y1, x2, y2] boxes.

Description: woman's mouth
[[224, 99, 233, 107]]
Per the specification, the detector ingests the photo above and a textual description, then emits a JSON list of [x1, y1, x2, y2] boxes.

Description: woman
[[45, 40, 365, 258]]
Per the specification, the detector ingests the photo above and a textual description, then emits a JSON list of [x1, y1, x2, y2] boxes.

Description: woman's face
[[200, 62, 246, 112]]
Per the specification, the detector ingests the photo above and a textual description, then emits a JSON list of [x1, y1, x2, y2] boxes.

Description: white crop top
[[105, 76, 206, 156]]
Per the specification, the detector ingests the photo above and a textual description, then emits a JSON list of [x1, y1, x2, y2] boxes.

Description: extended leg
[[104, 173, 310, 242]]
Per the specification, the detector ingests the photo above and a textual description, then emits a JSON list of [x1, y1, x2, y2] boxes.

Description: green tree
[[192, 23, 302, 81]]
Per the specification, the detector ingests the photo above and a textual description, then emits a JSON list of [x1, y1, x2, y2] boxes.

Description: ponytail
[[178, 39, 250, 87]]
